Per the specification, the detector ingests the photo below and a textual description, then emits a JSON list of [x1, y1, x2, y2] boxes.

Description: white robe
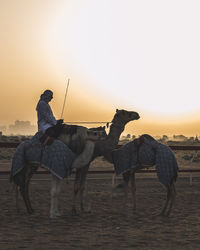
[[36, 100, 57, 133]]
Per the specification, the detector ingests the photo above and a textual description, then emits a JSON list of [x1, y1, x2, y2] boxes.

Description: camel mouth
[[135, 113, 140, 120]]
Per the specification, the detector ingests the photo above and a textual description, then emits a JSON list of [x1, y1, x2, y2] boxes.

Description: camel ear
[[116, 109, 118, 112]]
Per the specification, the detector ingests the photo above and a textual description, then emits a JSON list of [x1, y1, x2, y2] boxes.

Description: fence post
[[189, 151, 197, 186]]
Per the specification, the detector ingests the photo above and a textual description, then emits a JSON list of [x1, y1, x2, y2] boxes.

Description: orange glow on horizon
[[1, 1, 200, 137]]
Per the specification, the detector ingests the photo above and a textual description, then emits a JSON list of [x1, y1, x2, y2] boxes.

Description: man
[[36, 89, 63, 138]]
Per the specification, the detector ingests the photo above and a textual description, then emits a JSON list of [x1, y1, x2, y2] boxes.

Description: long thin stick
[[60, 78, 70, 119]]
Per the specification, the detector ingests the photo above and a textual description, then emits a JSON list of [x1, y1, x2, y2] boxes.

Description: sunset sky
[[1, 0, 200, 136]]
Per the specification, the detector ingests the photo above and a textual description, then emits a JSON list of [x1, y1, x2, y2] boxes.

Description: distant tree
[[188, 137, 194, 142], [126, 134, 131, 139], [162, 135, 168, 142], [132, 135, 136, 140]]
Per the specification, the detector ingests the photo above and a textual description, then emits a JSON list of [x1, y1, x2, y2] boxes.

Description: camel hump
[[133, 134, 156, 148], [63, 125, 78, 136], [140, 134, 155, 141]]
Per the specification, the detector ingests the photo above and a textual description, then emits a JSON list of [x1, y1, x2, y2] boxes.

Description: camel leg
[[160, 185, 170, 216], [21, 181, 33, 214], [130, 171, 136, 213], [166, 182, 176, 217], [55, 177, 62, 217], [72, 168, 82, 215], [50, 174, 61, 219], [72, 165, 90, 215], [19, 163, 36, 214], [122, 183, 129, 215], [24, 163, 37, 213], [79, 165, 89, 213], [121, 171, 130, 215], [15, 185, 20, 212], [19, 183, 33, 214]]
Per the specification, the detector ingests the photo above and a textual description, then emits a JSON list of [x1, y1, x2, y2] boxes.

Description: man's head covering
[[40, 89, 53, 102], [41, 89, 53, 98]]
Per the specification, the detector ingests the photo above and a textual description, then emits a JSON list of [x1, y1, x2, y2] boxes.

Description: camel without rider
[[112, 134, 178, 216], [71, 109, 140, 215]]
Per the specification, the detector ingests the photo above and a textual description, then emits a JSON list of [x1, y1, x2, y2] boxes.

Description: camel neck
[[94, 121, 126, 158], [106, 123, 125, 145]]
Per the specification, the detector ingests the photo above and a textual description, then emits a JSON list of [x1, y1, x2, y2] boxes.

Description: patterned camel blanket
[[10, 132, 75, 180], [112, 136, 178, 187]]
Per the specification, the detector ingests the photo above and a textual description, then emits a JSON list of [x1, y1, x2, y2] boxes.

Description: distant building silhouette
[[0, 125, 7, 134], [194, 135, 199, 143], [173, 134, 187, 141], [9, 120, 36, 135]]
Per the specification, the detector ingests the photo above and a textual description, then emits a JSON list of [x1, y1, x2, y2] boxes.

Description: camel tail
[[173, 170, 178, 183], [10, 170, 25, 212], [10, 168, 26, 189]]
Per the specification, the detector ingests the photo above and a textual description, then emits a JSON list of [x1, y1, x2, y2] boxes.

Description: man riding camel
[[36, 89, 64, 138]]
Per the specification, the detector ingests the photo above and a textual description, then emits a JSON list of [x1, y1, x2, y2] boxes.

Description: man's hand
[[57, 119, 64, 125]]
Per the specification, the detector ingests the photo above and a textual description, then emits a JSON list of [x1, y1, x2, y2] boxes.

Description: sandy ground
[[0, 171, 200, 250]]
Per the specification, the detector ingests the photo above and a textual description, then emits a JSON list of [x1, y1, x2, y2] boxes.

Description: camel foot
[[120, 209, 127, 217], [132, 206, 136, 213], [132, 210, 137, 215], [72, 207, 78, 216], [55, 211, 61, 217], [152, 212, 170, 219], [50, 214, 57, 219], [50, 210, 61, 219], [81, 209, 91, 214], [159, 211, 170, 217], [165, 212, 171, 217], [115, 183, 126, 189], [27, 209, 34, 215], [120, 213, 127, 218], [152, 213, 162, 219], [50, 212, 61, 219]]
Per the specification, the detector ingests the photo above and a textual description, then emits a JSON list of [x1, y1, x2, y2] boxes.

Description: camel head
[[87, 128, 106, 141], [111, 109, 140, 126], [89, 126, 107, 140]]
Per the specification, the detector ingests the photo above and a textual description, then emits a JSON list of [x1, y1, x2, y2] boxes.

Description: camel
[[112, 134, 178, 216], [71, 109, 140, 215], [11, 109, 140, 218], [10, 124, 106, 218]]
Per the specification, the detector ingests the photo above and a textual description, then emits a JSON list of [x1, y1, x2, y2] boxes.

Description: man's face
[[46, 93, 53, 102]]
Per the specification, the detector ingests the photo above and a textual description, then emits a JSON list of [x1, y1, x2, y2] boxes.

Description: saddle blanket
[[112, 136, 178, 187], [10, 132, 75, 179]]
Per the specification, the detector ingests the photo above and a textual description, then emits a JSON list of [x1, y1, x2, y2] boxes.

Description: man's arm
[[37, 101, 57, 125]]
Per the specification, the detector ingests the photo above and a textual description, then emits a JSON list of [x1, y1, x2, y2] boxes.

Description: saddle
[[62, 125, 77, 136], [39, 134, 55, 146], [133, 135, 145, 149], [133, 134, 158, 151], [133, 134, 158, 166], [39, 124, 78, 146]]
